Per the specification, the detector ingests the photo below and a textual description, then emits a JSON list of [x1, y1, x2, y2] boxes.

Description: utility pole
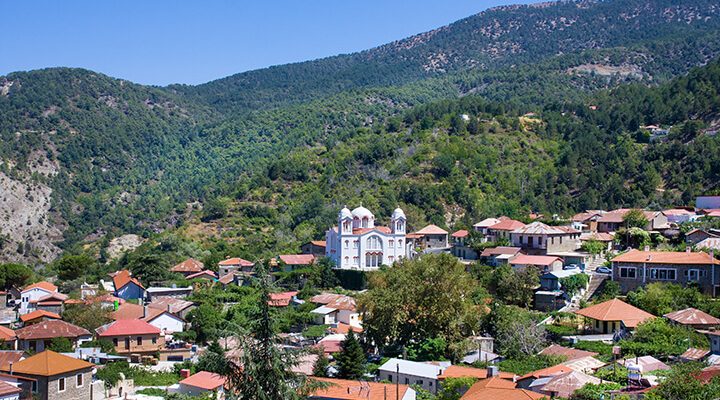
[[396, 362, 399, 400]]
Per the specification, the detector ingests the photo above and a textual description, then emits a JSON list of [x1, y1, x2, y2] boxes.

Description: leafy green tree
[[201, 197, 230, 222], [335, 330, 366, 380], [645, 362, 720, 400], [309, 257, 339, 289], [55, 254, 97, 281], [196, 341, 230, 375], [571, 383, 623, 400], [435, 377, 478, 400], [226, 262, 318, 399], [188, 304, 223, 343], [359, 254, 480, 359], [596, 280, 621, 302], [312, 351, 329, 377], [63, 303, 113, 331], [408, 337, 448, 362], [620, 318, 708, 357], [626, 282, 705, 316], [491, 265, 538, 308], [559, 273, 589, 297], [580, 239, 605, 255], [0, 263, 34, 289], [623, 209, 649, 229], [48, 337, 73, 352], [486, 304, 546, 359]]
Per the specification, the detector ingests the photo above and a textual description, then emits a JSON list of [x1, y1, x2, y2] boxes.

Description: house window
[[59, 377, 66, 392], [389, 240, 394, 247], [650, 268, 677, 281], [366, 236, 381, 250], [417, 380, 424, 385], [31, 381, 37, 393], [113, 338, 118, 346], [344, 240, 349, 249], [528, 237, 533, 246], [344, 256, 349, 266], [619, 267, 637, 279], [152, 337, 157, 344], [76, 373, 83, 387], [353, 240, 358, 249], [137, 337, 143, 346], [405, 378, 409, 384]]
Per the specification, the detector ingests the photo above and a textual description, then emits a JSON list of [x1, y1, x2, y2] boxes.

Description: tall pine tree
[[335, 330, 366, 380]]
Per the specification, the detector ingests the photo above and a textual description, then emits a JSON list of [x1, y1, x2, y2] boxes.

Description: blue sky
[[3, 1, 526, 86]]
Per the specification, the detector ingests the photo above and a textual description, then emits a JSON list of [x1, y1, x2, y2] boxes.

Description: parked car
[[563, 264, 579, 270], [596, 266, 612, 274]]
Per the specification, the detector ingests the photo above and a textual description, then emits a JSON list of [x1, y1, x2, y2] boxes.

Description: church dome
[[339, 207, 352, 220], [391, 207, 406, 220], [351, 206, 374, 219]]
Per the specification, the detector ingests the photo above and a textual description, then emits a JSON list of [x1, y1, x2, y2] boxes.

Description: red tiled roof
[[19, 310, 61, 323], [480, 246, 522, 257], [521, 363, 575, 380], [112, 303, 144, 320], [0, 380, 21, 396], [572, 212, 602, 222], [580, 232, 614, 242], [539, 344, 598, 361], [22, 282, 57, 293], [278, 254, 315, 266], [314, 341, 342, 355], [611, 250, 719, 265], [180, 371, 226, 391], [97, 319, 161, 337], [0, 327, 15, 343], [352, 226, 392, 235], [148, 297, 194, 314], [575, 299, 655, 328], [488, 219, 526, 231], [416, 224, 449, 235], [697, 366, 720, 384], [311, 377, 411, 400], [268, 291, 298, 307], [218, 257, 254, 267], [330, 323, 363, 334], [664, 308, 720, 326], [185, 270, 217, 280], [170, 258, 204, 273], [597, 212, 625, 223], [311, 293, 357, 311], [681, 347, 710, 361], [311, 240, 327, 247], [1, 350, 93, 377], [15, 320, 90, 340], [510, 255, 562, 267], [30, 292, 68, 304], [452, 230, 469, 238], [0, 351, 24, 370], [112, 270, 145, 290], [438, 365, 515, 380], [462, 378, 545, 400], [218, 272, 235, 285]]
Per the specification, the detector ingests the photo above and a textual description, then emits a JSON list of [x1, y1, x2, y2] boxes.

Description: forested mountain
[[1, 0, 720, 264]]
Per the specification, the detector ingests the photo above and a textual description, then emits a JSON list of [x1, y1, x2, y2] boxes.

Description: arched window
[[366, 236, 382, 250], [362, 217, 369, 228], [396, 221, 404, 231], [344, 256, 349, 265], [398, 239, 403, 248], [344, 240, 349, 249]]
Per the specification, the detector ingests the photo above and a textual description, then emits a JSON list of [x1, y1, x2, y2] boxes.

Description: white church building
[[325, 206, 409, 270]]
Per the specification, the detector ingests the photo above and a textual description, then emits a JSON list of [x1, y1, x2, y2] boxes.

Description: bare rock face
[[0, 172, 62, 264], [105, 234, 145, 261]]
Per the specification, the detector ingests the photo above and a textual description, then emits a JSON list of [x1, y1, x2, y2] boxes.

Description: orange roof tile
[[520, 364, 575, 380], [15, 320, 90, 340], [170, 258, 204, 273], [185, 270, 217, 280], [0, 381, 21, 396], [112, 270, 145, 290], [461, 378, 546, 400], [311, 240, 327, 247], [452, 230, 470, 238], [353, 226, 392, 235], [278, 254, 315, 266], [575, 299, 655, 328], [438, 365, 515, 380], [112, 302, 144, 320], [416, 224, 449, 235], [180, 371, 226, 391], [664, 308, 720, 326], [97, 319, 160, 337], [488, 219, 526, 231], [0, 327, 15, 342], [2, 350, 93, 377], [218, 272, 235, 285], [19, 310, 61, 323], [611, 250, 719, 265], [311, 377, 412, 400], [480, 246, 522, 257], [0, 351, 24, 370], [22, 282, 57, 293], [218, 257, 255, 267], [268, 291, 298, 307]]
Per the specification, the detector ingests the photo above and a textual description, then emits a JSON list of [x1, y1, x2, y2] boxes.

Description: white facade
[[147, 312, 184, 335], [19, 287, 54, 315], [325, 206, 408, 270]]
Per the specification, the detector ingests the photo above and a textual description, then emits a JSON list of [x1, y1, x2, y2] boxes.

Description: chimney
[[687, 246, 692, 253], [8, 362, 12, 375], [143, 306, 147, 319], [168, 304, 172, 313], [180, 369, 191, 379], [487, 365, 499, 377], [644, 245, 650, 252]]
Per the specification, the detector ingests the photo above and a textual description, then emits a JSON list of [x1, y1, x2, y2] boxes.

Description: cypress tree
[[336, 330, 366, 380]]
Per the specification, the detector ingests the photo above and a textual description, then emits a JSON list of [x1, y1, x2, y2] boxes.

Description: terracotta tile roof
[[314, 340, 342, 355], [218, 272, 235, 285], [112, 270, 145, 290], [353, 226, 391, 235], [0, 351, 24, 370], [15, 320, 90, 340], [30, 292, 68, 304], [97, 319, 161, 337], [112, 302, 144, 320], [611, 249, 719, 265], [330, 323, 363, 334], [438, 365, 515, 380], [597, 212, 625, 223], [697, 366, 720, 383], [278, 254, 315, 266], [663, 209, 694, 216], [572, 212, 602, 222], [521, 364, 575, 380], [268, 291, 298, 307], [311, 240, 327, 247], [22, 282, 57, 293], [218, 257, 255, 267], [481, 246, 522, 257], [180, 370, 226, 391], [19, 310, 60, 323], [416, 224, 449, 235], [474, 218, 501, 228], [664, 308, 720, 326], [311, 293, 345, 304], [148, 297, 194, 314], [488, 219, 526, 231], [170, 258, 204, 273], [461, 378, 545, 400], [405, 233, 423, 239], [0, 327, 15, 342], [185, 270, 217, 280], [2, 350, 93, 377], [580, 232, 614, 242], [510, 255, 562, 267], [452, 229, 469, 238], [311, 377, 411, 400], [539, 344, 598, 361], [142, 307, 182, 323], [311, 293, 357, 311], [575, 299, 655, 328], [0, 379, 21, 396]]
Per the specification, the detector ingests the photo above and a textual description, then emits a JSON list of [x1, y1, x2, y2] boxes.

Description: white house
[[19, 282, 58, 315], [378, 358, 447, 394], [143, 308, 185, 336], [325, 206, 408, 270]]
